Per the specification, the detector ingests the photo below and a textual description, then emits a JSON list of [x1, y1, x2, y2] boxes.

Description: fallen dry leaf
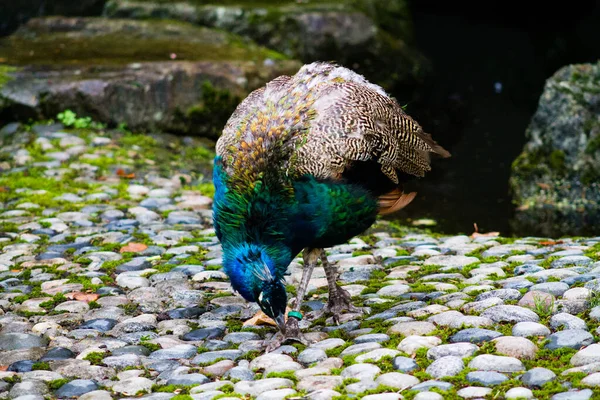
[[470, 222, 500, 239], [471, 231, 500, 238], [116, 168, 136, 179], [120, 242, 148, 253], [66, 292, 99, 302], [0, 366, 7, 371], [539, 240, 563, 246], [243, 307, 292, 327]]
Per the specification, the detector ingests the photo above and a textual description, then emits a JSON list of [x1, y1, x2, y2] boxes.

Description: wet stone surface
[[0, 123, 600, 398]]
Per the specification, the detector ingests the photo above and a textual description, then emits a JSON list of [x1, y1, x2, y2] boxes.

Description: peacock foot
[[326, 286, 365, 324], [264, 317, 308, 352]]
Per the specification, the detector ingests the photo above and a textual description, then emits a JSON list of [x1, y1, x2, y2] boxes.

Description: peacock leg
[[264, 248, 317, 352], [320, 249, 363, 324]]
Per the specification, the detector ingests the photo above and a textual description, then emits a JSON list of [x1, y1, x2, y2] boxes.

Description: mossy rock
[[0, 16, 286, 66], [0, 16, 301, 136], [103, 0, 427, 91], [509, 61, 600, 237]]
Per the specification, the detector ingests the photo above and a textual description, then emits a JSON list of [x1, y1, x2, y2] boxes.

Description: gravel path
[[1, 122, 600, 399]]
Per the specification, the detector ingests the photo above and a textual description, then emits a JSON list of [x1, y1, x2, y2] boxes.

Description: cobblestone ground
[[1, 122, 600, 400]]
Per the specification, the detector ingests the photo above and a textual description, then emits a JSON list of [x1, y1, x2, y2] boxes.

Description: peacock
[[212, 62, 450, 350]]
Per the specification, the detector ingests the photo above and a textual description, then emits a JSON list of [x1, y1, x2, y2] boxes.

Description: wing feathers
[[378, 189, 417, 215]]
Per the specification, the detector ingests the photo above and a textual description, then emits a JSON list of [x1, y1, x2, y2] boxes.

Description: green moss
[[177, 81, 241, 139], [0, 19, 287, 66], [549, 150, 566, 173], [31, 361, 51, 371], [83, 352, 106, 366], [511, 147, 547, 177], [523, 346, 578, 373], [48, 379, 71, 390], [153, 384, 194, 394], [0, 65, 17, 88], [39, 292, 67, 309], [265, 371, 298, 383], [197, 182, 215, 198], [140, 341, 162, 353]]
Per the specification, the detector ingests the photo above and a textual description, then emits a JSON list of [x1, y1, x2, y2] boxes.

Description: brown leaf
[[116, 169, 135, 179], [243, 307, 292, 327], [0, 365, 8, 371], [470, 222, 500, 238], [120, 242, 148, 253], [539, 240, 558, 246], [471, 231, 500, 238], [66, 292, 99, 302], [537, 182, 551, 190]]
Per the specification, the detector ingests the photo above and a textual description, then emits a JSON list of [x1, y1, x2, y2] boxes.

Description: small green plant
[[57, 110, 105, 129], [31, 361, 51, 371], [588, 290, 600, 308], [532, 293, 555, 317], [48, 379, 71, 390], [88, 301, 101, 309], [83, 352, 106, 366], [140, 339, 161, 353]]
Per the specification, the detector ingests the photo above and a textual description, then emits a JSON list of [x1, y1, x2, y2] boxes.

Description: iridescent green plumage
[[213, 62, 450, 347]]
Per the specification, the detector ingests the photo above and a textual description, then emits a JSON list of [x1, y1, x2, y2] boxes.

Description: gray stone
[[545, 330, 594, 350], [341, 363, 381, 381], [481, 305, 539, 323], [468, 355, 525, 372], [54, 379, 98, 398], [224, 366, 255, 381], [9, 381, 49, 398], [425, 356, 464, 378], [449, 328, 502, 343], [234, 378, 294, 397], [530, 282, 570, 296], [166, 373, 210, 386], [112, 377, 154, 396], [506, 387, 534, 399], [466, 371, 508, 386], [193, 350, 243, 365], [423, 255, 479, 268], [550, 313, 588, 331], [512, 321, 552, 337], [427, 343, 479, 360], [570, 344, 600, 366], [551, 389, 593, 400], [521, 367, 556, 388], [297, 348, 327, 365], [375, 372, 420, 390], [0, 333, 47, 350], [392, 356, 419, 372]]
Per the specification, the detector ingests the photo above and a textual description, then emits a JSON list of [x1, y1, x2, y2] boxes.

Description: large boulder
[[509, 62, 600, 237], [103, 0, 427, 90], [0, 17, 301, 138]]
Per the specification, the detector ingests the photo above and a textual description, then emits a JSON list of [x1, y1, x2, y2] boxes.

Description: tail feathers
[[378, 188, 417, 215], [416, 131, 451, 158]]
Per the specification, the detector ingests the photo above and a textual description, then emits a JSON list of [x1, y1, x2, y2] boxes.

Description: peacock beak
[[274, 313, 286, 333]]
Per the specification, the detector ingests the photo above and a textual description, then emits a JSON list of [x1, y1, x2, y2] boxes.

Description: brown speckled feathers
[[216, 62, 450, 213]]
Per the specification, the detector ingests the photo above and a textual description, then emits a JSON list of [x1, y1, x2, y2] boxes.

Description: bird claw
[[326, 286, 365, 325], [263, 316, 308, 352]]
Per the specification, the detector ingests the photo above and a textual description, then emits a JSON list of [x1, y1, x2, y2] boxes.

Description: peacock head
[[254, 270, 287, 332], [223, 244, 288, 332]]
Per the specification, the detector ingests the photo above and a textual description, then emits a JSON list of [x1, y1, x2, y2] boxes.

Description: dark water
[[390, 0, 600, 236]]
